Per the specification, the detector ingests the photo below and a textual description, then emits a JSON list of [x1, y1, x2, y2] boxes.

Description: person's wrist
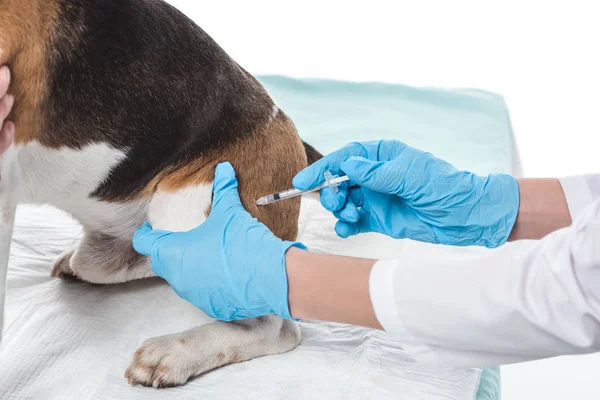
[[480, 173, 520, 248], [271, 241, 306, 320], [508, 178, 572, 241], [284, 246, 310, 320]]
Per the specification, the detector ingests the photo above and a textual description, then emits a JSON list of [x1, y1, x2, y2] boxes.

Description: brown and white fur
[[0, 0, 321, 388]]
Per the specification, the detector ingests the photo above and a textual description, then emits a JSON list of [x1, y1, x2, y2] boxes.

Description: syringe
[[256, 170, 349, 206]]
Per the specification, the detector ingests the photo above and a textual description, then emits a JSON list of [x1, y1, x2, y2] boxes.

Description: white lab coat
[[369, 174, 600, 369]]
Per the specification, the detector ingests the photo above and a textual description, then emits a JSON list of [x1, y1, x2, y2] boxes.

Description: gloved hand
[[0, 66, 15, 155], [133, 162, 306, 321], [293, 140, 519, 248]]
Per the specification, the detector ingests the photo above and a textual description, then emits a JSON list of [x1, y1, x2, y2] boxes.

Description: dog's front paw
[[124, 319, 298, 388], [125, 333, 199, 388], [51, 250, 79, 280]]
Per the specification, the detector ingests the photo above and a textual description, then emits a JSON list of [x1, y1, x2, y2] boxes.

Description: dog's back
[[1, 0, 318, 387]]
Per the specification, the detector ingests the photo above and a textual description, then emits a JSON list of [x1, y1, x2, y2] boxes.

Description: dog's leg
[[51, 230, 154, 284], [123, 111, 307, 387], [125, 315, 300, 387], [124, 163, 303, 387]]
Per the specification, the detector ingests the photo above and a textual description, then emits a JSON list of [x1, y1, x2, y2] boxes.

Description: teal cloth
[[258, 75, 510, 400], [476, 367, 501, 400], [259, 75, 518, 177]]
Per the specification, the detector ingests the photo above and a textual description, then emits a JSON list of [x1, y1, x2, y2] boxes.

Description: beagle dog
[[0, 0, 321, 388]]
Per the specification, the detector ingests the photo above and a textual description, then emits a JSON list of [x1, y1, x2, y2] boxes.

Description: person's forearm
[[283, 178, 571, 328], [508, 178, 572, 241], [285, 248, 382, 329]]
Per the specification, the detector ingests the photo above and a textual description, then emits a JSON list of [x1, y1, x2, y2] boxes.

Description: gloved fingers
[[212, 162, 244, 211], [340, 156, 403, 195], [325, 185, 363, 224], [0, 120, 15, 154], [347, 186, 365, 209], [334, 210, 374, 238], [334, 221, 355, 239], [292, 143, 369, 190], [333, 200, 360, 223], [335, 219, 372, 239], [132, 221, 173, 257], [371, 139, 407, 161], [319, 180, 349, 212]]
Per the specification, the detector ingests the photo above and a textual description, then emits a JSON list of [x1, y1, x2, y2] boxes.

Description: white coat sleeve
[[369, 175, 600, 369], [559, 174, 600, 220]]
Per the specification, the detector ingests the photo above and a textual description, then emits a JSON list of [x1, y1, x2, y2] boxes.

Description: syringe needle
[[256, 170, 349, 206]]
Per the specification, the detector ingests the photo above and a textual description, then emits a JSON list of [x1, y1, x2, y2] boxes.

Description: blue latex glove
[[293, 140, 519, 248], [133, 162, 306, 321]]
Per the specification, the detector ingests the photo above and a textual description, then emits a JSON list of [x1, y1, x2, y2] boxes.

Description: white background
[[167, 1, 600, 398]]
